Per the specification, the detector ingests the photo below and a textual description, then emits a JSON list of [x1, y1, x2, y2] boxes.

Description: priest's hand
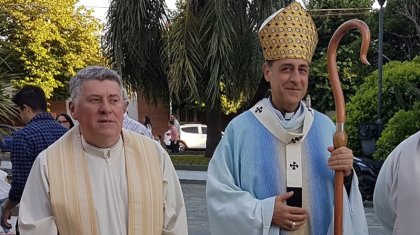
[[327, 146, 353, 176], [272, 192, 308, 231]]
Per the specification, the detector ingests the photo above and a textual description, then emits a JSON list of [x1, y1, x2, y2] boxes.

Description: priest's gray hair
[[69, 66, 123, 102]]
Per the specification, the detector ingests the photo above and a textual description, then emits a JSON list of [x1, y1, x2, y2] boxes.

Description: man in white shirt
[[170, 114, 180, 136], [121, 88, 153, 139]]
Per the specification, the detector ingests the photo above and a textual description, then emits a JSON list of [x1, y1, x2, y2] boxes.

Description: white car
[[164, 124, 208, 152]]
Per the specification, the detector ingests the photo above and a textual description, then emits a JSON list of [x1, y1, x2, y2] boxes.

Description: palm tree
[[105, 0, 169, 104], [169, 0, 296, 157], [0, 41, 20, 125], [0, 80, 18, 124], [105, 0, 290, 157]]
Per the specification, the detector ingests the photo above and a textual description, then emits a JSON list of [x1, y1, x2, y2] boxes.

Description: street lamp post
[[377, 0, 386, 137]]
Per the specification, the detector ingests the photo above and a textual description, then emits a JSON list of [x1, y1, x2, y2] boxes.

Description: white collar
[[81, 134, 123, 159]]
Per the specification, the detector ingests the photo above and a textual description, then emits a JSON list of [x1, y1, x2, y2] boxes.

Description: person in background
[[168, 120, 179, 153], [121, 89, 153, 139], [1, 85, 67, 234], [55, 113, 74, 129], [0, 169, 10, 205], [156, 134, 163, 146], [143, 115, 153, 135], [374, 131, 420, 235], [18, 66, 188, 235], [170, 114, 180, 136], [0, 169, 11, 235], [206, 2, 368, 235]]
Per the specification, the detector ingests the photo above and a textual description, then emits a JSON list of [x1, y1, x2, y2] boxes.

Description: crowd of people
[[0, 2, 416, 235]]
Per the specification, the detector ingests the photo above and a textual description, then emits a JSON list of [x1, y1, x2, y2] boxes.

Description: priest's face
[[263, 58, 309, 113], [70, 79, 125, 148]]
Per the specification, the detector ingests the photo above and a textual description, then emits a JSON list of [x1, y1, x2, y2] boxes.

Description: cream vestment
[[18, 127, 188, 235]]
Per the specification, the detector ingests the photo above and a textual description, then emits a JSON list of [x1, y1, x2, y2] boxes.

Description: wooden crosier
[[327, 19, 370, 235]]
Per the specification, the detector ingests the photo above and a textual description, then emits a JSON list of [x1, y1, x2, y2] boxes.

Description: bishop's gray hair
[[69, 66, 123, 101]]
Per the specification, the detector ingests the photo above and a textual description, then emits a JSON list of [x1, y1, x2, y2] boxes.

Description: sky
[[76, 0, 177, 22], [77, 0, 383, 23]]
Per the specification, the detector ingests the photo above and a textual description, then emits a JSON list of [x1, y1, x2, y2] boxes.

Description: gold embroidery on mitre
[[258, 1, 318, 63]]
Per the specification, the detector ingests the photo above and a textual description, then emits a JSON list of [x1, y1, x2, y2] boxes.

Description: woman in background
[[143, 116, 152, 135], [56, 113, 74, 129]]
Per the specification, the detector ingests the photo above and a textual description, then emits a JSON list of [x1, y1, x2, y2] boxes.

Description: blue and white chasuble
[[206, 98, 368, 235]]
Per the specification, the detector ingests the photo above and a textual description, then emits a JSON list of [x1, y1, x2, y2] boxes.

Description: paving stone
[[181, 182, 385, 235]]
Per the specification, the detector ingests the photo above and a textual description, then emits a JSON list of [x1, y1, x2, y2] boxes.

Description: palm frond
[[0, 40, 21, 123], [222, 0, 264, 101], [105, 0, 169, 104], [200, 0, 235, 106], [0, 80, 19, 124], [164, 0, 205, 102]]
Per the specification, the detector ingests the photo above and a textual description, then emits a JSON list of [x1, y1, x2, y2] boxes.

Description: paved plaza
[[4, 181, 385, 235], [181, 179, 385, 235]]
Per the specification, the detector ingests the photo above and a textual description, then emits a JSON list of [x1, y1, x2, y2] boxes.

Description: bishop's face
[[70, 79, 125, 148], [263, 58, 309, 113]]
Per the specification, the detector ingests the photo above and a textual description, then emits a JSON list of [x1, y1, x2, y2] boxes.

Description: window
[[202, 127, 207, 134], [182, 127, 199, 134]]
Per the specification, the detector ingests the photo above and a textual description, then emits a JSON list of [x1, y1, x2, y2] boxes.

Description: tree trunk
[[205, 96, 222, 158]]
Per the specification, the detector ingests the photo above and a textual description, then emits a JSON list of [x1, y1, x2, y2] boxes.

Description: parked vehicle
[[0, 124, 18, 153], [164, 124, 221, 152], [353, 156, 383, 201]]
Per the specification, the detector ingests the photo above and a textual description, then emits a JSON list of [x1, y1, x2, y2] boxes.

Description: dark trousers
[[170, 140, 179, 153]]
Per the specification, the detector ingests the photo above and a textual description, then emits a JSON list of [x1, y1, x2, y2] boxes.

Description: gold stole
[[46, 127, 164, 235]]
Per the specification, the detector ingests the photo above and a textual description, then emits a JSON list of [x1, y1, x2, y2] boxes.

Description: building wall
[[49, 98, 171, 141], [137, 96, 170, 140], [49, 100, 68, 119], [48, 101, 238, 131]]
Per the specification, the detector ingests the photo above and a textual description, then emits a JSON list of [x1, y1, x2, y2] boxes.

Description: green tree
[[373, 101, 420, 160], [365, 0, 420, 62], [0, 0, 104, 99], [0, 38, 20, 124], [346, 57, 420, 157], [166, 0, 296, 157], [306, 0, 375, 113], [0, 81, 18, 124], [105, 0, 169, 104], [106, 0, 288, 157]]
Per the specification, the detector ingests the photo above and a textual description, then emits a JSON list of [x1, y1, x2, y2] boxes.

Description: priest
[[206, 2, 368, 234], [374, 131, 420, 235], [18, 66, 188, 235]]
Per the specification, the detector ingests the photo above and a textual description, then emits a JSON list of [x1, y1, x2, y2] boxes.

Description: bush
[[346, 57, 420, 156], [373, 102, 420, 160]]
